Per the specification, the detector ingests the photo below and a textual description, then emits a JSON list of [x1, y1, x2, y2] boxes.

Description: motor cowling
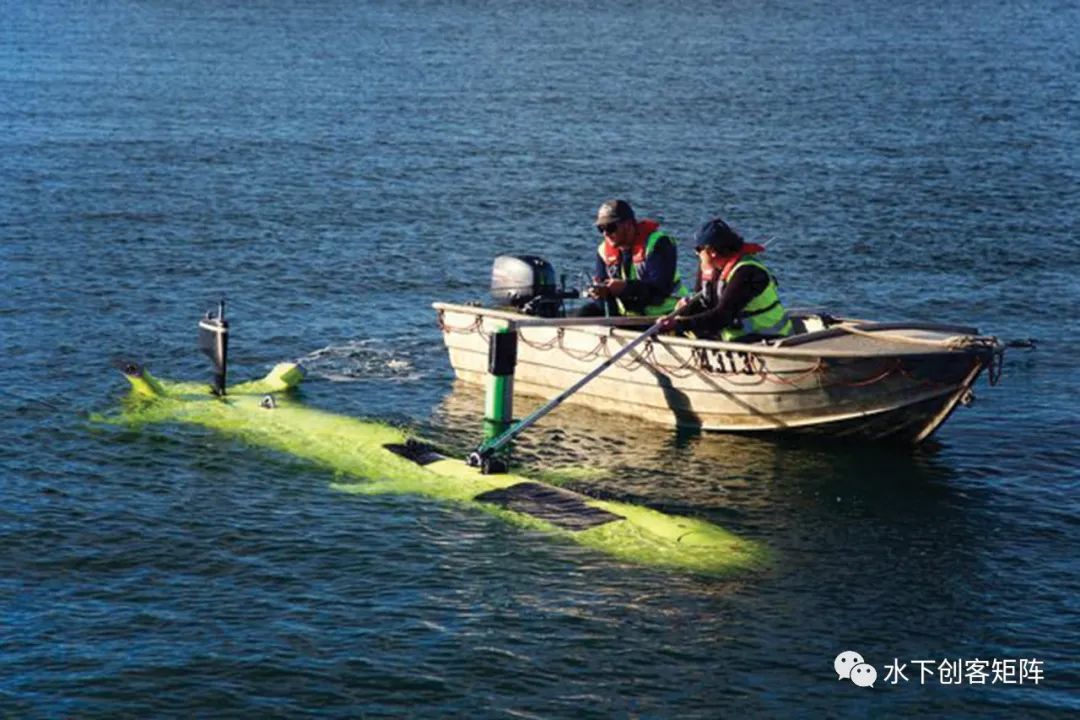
[[490, 255, 567, 317]]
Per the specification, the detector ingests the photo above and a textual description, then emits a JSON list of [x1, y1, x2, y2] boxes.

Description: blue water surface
[[1, 0, 1078, 717]]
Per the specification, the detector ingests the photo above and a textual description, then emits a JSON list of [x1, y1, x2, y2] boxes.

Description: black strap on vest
[[737, 298, 780, 319]]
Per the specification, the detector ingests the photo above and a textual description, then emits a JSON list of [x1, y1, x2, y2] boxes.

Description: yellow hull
[[107, 362, 766, 576]]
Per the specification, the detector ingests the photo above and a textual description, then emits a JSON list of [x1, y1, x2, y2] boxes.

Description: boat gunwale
[[432, 302, 998, 361]]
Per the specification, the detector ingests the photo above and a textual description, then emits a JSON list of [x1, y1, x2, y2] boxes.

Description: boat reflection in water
[[425, 380, 964, 519], [428, 379, 991, 633]]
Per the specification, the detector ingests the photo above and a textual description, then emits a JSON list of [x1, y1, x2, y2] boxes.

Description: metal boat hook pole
[[467, 300, 692, 473]]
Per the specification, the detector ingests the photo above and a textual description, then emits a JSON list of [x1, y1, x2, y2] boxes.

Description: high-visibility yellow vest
[[720, 257, 793, 341], [596, 230, 689, 316]]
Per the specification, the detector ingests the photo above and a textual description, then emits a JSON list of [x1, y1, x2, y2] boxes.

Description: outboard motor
[[490, 255, 578, 317], [198, 299, 229, 395]]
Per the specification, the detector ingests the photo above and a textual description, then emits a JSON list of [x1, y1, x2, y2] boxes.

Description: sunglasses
[[597, 221, 621, 235]]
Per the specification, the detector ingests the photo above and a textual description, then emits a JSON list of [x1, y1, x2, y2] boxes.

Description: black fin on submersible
[[198, 299, 229, 396], [473, 482, 623, 531], [111, 357, 144, 378], [383, 439, 447, 466]]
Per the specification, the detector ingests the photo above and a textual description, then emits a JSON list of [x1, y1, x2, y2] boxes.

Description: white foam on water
[[298, 339, 423, 383]]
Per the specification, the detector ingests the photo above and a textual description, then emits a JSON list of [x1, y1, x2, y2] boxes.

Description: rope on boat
[[557, 329, 608, 362], [612, 334, 653, 370], [438, 311, 874, 387], [436, 309, 483, 336], [517, 328, 560, 351], [844, 360, 902, 388], [756, 358, 824, 386], [834, 324, 1001, 352], [649, 344, 702, 378], [436, 310, 1001, 390], [833, 325, 1009, 387]]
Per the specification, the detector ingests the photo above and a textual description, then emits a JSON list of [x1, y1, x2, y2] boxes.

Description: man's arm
[[593, 253, 607, 284]]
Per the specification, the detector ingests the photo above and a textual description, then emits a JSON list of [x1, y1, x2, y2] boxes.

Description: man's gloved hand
[[657, 316, 678, 332], [587, 278, 626, 300], [586, 284, 609, 300], [604, 278, 626, 297]]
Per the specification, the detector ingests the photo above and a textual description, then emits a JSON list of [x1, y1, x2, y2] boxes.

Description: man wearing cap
[[659, 218, 793, 342], [579, 199, 688, 317]]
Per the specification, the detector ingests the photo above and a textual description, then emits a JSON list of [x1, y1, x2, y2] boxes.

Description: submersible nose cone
[[260, 395, 277, 409]]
